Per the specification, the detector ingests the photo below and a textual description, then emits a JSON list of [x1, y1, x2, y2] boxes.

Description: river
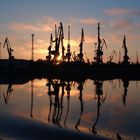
[[0, 78, 139, 140]]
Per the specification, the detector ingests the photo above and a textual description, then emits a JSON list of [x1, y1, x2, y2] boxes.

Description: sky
[[0, 0, 140, 62]]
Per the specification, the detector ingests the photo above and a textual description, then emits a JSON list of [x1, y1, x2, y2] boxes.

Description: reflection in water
[[51, 80, 60, 126], [30, 80, 34, 118], [92, 81, 107, 135], [46, 79, 74, 128], [75, 81, 84, 131], [0, 77, 139, 140], [116, 133, 122, 140], [122, 79, 129, 107], [64, 81, 71, 128], [3, 83, 13, 104], [46, 79, 53, 123], [46, 79, 65, 127]]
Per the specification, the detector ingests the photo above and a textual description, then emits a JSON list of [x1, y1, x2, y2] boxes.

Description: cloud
[[85, 35, 97, 43], [80, 17, 98, 25], [104, 8, 129, 16], [111, 19, 134, 30], [10, 22, 39, 31], [130, 9, 140, 16], [104, 8, 140, 17], [9, 16, 59, 32]]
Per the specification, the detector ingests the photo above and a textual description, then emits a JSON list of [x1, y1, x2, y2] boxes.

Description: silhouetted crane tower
[[77, 28, 84, 62], [66, 26, 71, 62], [31, 34, 34, 61], [122, 36, 129, 64], [51, 22, 64, 62], [3, 37, 14, 60], [94, 23, 107, 64]]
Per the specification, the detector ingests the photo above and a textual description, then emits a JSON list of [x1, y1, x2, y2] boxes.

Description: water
[[0, 78, 140, 140]]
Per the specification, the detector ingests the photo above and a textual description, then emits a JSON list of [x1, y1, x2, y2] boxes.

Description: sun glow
[[56, 54, 62, 61]]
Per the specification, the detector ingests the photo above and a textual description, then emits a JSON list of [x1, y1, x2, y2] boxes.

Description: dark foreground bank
[[0, 112, 110, 140]]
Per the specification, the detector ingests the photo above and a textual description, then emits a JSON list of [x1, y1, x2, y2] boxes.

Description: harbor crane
[[77, 28, 85, 62], [122, 36, 129, 64], [3, 37, 14, 60], [94, 23, 107, 64], [51, 22, 64, 62]]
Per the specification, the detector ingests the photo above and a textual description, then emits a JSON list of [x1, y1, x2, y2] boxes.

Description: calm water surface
[[0, 78, 140, 140]]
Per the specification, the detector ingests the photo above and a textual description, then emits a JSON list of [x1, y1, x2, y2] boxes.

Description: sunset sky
[[0, 0, 140, 62]]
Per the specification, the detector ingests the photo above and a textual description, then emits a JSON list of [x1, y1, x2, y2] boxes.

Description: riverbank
[[0, 111, 110, 140]]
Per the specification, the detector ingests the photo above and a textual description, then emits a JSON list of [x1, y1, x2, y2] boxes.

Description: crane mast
[[31, 34, 34, 61], [66, 26, 71, 62], [78, 28, 84, 62], [94, 23, 107, 64], [94, 23, 103, 64], [61, 23, 65, 61], [122, 36, 129, 64]]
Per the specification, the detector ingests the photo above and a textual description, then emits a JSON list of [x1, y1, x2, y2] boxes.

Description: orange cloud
[[104, 8, 129, 16], [111, 19, 134, 30], [85, 35, 97, 43], [9, 16, 59, 32], [104, 8, 140, 17], [10, 22, 40, 31], [80, 17, 98, 25]]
